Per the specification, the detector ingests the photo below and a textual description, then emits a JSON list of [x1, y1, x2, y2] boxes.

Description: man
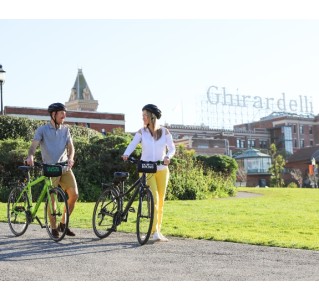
[[26, 102, 78, 238]]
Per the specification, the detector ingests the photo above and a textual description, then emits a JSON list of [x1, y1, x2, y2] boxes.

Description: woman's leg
[[146, 174, 159, 233], [155, 168, 169, 233], [146, 168, 169, 234]]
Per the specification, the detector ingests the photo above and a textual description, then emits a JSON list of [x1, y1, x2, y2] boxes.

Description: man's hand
[[68, 159, 75, 169], [25, 155, 34, 166]]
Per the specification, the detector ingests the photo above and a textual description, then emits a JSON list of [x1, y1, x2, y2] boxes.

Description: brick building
[[167, 111, 319, 158], [3, 69, 125, 133]]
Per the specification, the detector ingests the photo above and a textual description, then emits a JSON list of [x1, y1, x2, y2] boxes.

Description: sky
[[2, 1, 319, 133]]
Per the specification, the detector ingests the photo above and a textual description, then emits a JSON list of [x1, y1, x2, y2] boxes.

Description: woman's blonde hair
[[143, 110, 162, 140]]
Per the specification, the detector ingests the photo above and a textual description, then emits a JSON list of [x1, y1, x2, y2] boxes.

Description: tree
[[268, 143, 285, 187]]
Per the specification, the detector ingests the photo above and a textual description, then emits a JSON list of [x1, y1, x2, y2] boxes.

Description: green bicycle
[[7, 161, 69, 242]]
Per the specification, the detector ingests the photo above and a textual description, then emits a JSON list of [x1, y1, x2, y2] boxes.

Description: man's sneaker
[[58, 222, 76, 236], [51, 228, 59, 238]]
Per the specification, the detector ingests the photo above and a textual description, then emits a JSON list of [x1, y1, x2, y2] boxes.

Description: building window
[[248, 139, 255, 148], [293, 124, 297, 133], [299, 125, 304, 134], [300, 139, 305, 148], [310, 140, 314, 146], [309, 126, 313, 134], [283, 126, 293, 154], [86, 123, 91, 128], [260, 140, 267, 149], [198, 145, 209, 149], [294, 139, 298, 148], [236, 139, 245, 148]]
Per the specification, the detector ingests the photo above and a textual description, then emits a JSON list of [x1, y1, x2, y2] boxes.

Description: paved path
[[1, 222, 319, 281]]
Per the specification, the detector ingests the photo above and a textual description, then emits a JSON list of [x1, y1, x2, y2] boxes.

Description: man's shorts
[[51, 169, 78, 192]]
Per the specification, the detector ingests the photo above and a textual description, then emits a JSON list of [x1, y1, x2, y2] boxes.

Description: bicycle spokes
[[136, 188, 154, 245], [7, 187, 29, 236], [92, 187, 118, 239], [44, 187, 69, 242]]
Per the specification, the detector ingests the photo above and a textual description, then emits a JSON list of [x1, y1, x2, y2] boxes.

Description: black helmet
[[142, 104, 162, 120], [48, 103, 67, 113]]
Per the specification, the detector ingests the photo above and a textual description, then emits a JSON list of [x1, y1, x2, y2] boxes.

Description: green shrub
[[287, 182, 298, 188], [0, 116, 236, 202]]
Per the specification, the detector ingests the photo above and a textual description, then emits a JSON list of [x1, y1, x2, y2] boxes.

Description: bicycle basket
[[137, 161, 157, 173], [43, 164, 62, 177]]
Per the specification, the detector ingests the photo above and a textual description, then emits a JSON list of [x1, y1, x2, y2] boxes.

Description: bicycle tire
[[7, 186, 29, 236], [92, 187, 118, 239], [136, 187, 154, 245], [44, 187, 69, 242]]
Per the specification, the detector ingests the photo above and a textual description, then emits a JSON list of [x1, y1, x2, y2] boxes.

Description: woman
[[122, 104, 176, 242]]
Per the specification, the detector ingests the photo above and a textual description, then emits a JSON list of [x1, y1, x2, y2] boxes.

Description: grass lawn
[[1, 187, 319, 250]]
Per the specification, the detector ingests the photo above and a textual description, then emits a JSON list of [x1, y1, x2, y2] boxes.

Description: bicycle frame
[[23, 176, 53, 220], [13, 168, 57, 226], [116, 173, 147, 222]]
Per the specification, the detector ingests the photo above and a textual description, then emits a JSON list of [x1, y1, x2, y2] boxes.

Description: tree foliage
[[269, 143, 285, 187]]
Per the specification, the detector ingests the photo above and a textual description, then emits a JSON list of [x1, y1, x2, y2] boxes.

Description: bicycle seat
[[113, 172, 129, 181], [18, 166, 32, 172]]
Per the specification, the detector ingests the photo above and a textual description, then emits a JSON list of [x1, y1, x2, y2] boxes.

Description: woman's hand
[[163, 156, 170, 165]]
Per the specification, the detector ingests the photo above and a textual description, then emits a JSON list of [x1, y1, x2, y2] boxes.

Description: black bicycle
[[92, 157, 157, 245]]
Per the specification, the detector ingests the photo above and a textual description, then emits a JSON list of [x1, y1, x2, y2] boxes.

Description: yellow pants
[[146, 168, 169, 234]]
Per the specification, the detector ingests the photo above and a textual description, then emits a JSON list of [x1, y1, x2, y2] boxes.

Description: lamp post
[[0, 65, 6, 115]]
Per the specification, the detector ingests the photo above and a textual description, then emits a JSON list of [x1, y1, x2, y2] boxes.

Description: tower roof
[[65, 68, 98, 111], [71, 68, 94, 100]]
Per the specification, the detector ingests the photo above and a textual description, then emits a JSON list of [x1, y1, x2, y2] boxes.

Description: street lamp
[[0, 65, 6, 115]]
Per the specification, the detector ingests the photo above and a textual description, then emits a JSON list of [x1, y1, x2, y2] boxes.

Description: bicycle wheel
[[92, 187, 118, 239], [44, 187, 69, 242], [7, 186, 29, 236], [136, 187, 154, 245]]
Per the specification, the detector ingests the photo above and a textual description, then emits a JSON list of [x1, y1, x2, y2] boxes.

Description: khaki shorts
[[51, 169, 78, 192]]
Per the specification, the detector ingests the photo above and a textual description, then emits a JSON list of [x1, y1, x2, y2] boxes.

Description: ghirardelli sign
[[207, 85, 313, 114]]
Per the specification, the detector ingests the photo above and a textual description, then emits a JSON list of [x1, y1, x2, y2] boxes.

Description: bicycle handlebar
[[19, 161, 68, 171], [33, 161, 68, 167], [127, 156, 165, 166]]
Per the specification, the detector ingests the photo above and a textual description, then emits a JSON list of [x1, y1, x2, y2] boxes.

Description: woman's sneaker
[[158, 233, 168, 242], [153, 232, 161, 241], [153, 232, 168, 242]]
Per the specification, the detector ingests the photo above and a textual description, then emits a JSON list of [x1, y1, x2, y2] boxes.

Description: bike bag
[[43, 164, 63, 177], [137, 161, 157, 173]]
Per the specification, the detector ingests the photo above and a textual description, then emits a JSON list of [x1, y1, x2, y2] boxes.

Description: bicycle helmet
[[48, 102, 67, 113], [142, 104, 162, 120]]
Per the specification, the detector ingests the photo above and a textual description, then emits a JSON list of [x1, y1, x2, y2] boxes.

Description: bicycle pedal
[[25, 211, 33, 223], [15, 206, 25, 212], [129, 207, 135, 213]]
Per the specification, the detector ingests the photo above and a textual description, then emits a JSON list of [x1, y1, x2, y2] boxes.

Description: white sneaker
[[153, 232, 161, 241], [158, 233, 168, 242]]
